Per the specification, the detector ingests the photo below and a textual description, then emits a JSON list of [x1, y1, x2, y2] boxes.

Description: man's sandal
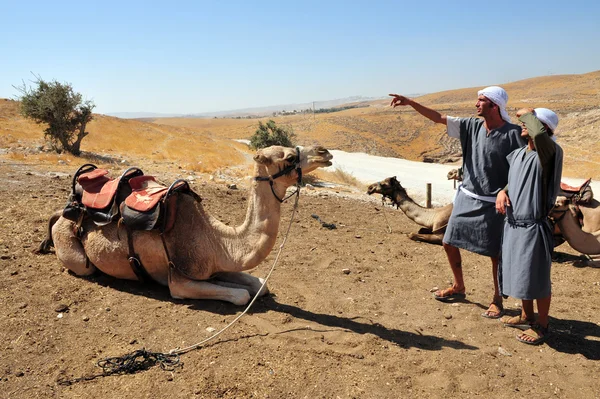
[[433, 287, 466, 302], [501, 315, 534, 330], [516, 324, 548, 345], [481, 301, 505, 319]]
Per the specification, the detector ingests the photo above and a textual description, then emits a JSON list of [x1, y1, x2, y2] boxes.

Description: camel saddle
[[63, 164, 200, 232], [120, 176, 198, 232], [559, 178, 593, 205], [63, 164, 144, 226]]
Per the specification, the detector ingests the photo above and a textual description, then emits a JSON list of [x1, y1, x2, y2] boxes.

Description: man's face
[[520, 121, 529, 139], [475, 95, 496, 117]]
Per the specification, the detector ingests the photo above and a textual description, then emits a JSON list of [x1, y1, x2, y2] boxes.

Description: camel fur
[[37, 145, 333, 305]]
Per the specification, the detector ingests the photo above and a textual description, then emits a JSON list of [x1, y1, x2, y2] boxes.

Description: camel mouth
[[307, 155, 333, 167], [366, 186, 379, 195]]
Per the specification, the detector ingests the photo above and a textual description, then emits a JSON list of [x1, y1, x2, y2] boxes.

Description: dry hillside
[[155, 70, 600, 180], [1, 70, 599, 179]]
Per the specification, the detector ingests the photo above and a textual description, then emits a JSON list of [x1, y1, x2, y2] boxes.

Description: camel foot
[[34, 238, 54, 254]]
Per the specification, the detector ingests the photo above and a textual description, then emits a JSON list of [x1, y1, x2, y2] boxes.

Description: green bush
[[249, 120, 296, 149]]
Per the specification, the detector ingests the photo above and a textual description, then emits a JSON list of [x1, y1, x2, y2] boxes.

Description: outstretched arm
[[389, 94, 447, 125]]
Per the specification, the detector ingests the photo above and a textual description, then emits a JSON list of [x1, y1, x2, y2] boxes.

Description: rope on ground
[[311, 214, 337, 229], [58, 349, 181, 385], [379, 199, 393, 234]]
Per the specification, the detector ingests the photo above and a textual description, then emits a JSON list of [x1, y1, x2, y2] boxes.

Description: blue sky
[[2, 0, 599, 115]]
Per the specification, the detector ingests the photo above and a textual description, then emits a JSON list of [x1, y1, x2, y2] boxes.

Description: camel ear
[[253, 153, 271, 165]]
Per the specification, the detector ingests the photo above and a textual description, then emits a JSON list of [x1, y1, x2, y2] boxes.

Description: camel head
[[253, 145, 333, 186], [366, 176, 408, 202]]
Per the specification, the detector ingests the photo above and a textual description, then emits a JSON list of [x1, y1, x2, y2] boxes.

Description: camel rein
[[58, 156, 304, 386]]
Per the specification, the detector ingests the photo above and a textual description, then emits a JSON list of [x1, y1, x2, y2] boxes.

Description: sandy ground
[[1, 157, 600, 399]]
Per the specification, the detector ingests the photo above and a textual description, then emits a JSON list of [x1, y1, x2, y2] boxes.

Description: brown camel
[[367, 176, 600, 253], [366, 176, 452, 245], [552, 196, 600, 255], [37, 145, 333, 305]]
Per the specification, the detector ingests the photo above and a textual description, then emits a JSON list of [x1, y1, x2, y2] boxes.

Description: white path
[[234, 140, 596, 206], [324, 149, 597, 206]]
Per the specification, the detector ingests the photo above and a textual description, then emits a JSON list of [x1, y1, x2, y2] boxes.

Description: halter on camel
[[254, 147, 302, 202]]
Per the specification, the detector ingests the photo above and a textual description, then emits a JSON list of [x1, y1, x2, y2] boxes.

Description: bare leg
[[521, 299, 535, 321], [536, 295, 551, 328], [434, 244, 465, 299], [443, 243, 464, 291], [483, 256, 504, 318]]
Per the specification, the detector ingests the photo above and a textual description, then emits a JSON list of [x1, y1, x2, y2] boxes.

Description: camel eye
[[285, 154, 296, 162]]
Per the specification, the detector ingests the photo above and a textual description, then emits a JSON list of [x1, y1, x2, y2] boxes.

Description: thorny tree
[[15, 76, 95, 155]]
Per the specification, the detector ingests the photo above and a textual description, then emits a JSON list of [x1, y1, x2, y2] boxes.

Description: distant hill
[[154, 70, 600, 180], [106, 95, 394, 119]]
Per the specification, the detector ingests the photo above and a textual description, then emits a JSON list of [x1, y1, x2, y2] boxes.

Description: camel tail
[[35, 210, 62, 254]]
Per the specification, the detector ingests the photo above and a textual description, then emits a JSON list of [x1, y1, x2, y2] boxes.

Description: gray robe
[[499, 115, 564, 300], [443, 118, 525, 256]]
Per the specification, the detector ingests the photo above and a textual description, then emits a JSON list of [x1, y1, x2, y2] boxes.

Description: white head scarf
[[477, 86, 511, 123], [533, 108, 559, 132]]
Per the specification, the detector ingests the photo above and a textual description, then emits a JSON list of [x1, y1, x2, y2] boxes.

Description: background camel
[[367, 176, 451, 245], [552, 196, 600, 255], [367, 176, 600, 255], [37, 145, 333, 305]]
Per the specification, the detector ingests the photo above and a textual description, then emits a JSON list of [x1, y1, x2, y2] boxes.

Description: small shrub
[[249, 120, 296, 149]]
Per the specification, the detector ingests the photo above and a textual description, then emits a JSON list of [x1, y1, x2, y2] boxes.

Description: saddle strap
[[126, 226, 154, 283]]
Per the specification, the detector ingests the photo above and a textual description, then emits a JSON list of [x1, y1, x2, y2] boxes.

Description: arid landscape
[[1, 71, 600, 398]]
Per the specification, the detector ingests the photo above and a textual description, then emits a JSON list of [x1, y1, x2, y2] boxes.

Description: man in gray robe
[[390, 87, 525, 318], [496, 108, 563, 345]]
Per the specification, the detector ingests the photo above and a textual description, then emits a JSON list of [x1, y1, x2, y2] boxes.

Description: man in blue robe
[[390, 87, 525, 318]]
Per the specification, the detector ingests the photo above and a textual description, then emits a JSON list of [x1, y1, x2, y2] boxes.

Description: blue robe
[[444, 117, 525, 256]]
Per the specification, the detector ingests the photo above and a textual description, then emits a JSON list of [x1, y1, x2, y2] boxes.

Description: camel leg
[[408, 232, 444, 246], [168, 268, 252, 305], [35, 210, 62, 254], [211, 272, 269, 297], [51, 218, 97, 276]]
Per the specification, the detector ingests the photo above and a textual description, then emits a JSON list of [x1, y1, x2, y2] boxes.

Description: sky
[[2, 0, 599, 115]]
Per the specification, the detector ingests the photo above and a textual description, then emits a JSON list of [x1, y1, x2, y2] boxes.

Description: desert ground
[[1, 154, 600, 399], [2, 71, 600, 398]]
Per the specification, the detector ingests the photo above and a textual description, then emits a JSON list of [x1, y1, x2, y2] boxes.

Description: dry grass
[[314, 167, 365, 191]]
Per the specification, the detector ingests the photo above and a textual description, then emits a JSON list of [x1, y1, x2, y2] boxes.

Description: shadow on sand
[[82, 272, 477, 352], [545, 317, 600, 360]]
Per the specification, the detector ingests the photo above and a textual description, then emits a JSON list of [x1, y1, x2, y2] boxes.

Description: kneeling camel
[[37, 145, 333, 305]]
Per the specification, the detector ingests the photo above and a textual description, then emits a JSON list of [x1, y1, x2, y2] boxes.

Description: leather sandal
[[481, 301, 504, 319]]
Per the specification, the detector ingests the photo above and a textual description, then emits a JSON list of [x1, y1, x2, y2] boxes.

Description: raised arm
[[389, 94, 447, 125]]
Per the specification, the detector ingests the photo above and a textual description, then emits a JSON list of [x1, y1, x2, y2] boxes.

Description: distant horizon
[[2, 1, 599, 115], [104, 94, 393, 119]]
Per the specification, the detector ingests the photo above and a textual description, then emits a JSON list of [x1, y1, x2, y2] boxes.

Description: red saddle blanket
[[79, 169, 120, 209], [125, 176, 169, 212], [560, 178, 591, 193]]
